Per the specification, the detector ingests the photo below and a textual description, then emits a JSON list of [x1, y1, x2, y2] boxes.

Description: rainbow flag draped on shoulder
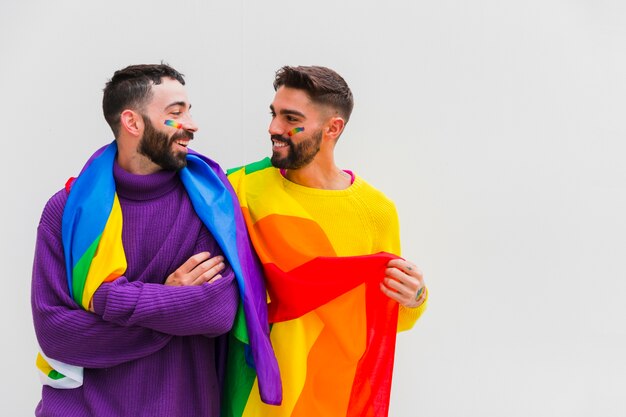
[[35, 142, 282, 406], [223, 158, 400, 417]]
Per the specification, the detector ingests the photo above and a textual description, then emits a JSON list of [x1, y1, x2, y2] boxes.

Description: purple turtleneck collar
[[113, 161, 180, 201]]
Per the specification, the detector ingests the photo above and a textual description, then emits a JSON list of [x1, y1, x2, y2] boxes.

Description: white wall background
[[1, 1, 624, 416]]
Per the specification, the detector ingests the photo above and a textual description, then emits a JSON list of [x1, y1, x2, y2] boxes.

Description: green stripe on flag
[[222, 333, 257, 417], [48, 370, 67, 380], [72, 236, 101, 306]]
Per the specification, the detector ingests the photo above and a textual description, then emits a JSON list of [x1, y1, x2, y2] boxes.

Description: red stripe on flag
[[265, 252, 398, 323]]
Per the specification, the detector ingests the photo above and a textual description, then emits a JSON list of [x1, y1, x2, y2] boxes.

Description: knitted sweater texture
[[31, 162, 239, 417], [227, 164, 427, 417], [262, 171, 426, 330]]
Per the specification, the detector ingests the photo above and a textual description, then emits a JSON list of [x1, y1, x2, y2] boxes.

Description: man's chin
[[157, 156, 187, 172], [173, 159, 188, 171], [172, 150, 188, 167], [270, 155, 289, 169]]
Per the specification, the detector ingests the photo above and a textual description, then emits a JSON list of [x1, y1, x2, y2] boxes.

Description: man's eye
[[171, 112, 182, 116]]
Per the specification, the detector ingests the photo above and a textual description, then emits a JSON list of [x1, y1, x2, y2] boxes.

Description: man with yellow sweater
[[223, 66, 428, 417]]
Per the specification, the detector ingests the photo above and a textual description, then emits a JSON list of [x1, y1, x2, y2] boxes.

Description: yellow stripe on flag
[[81, 195, 127, 308]]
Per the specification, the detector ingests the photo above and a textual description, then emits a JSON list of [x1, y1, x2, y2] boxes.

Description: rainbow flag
[[224, 158, 400, 417], [36, 142, 282, 406]]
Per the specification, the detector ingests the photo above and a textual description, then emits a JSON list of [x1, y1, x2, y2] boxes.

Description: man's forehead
[[274, 86, 310, 101], [272, 87, 314, 111], [150, 78, 190, 106], [151, 77, 185, 92]]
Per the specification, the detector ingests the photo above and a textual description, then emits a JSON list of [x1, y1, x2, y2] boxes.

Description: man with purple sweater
[[31, 64, 280, 416]]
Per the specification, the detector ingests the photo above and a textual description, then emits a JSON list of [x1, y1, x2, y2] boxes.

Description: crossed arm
[[32, 221, 238, 368]]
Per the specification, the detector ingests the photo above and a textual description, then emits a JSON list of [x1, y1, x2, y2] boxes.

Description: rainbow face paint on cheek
[[164, 119, 183, 129], [288, 127, 304, 137]]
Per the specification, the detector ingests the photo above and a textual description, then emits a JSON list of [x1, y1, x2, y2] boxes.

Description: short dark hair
[[273, 66, 354, 122], [102, 63, 185, 137]]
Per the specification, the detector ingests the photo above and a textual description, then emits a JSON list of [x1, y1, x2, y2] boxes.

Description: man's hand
[[165, 252, 226, 286], [380, 258, 427, 308]]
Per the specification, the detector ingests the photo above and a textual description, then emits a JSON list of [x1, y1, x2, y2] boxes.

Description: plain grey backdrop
[[2, 1, 625, 416]]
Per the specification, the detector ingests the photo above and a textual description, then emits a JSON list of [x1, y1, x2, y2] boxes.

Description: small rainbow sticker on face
[[164, 119, 183, 129], [288, 127, 304, 137]]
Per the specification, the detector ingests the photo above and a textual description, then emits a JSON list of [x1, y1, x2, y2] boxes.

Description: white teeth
[[272, 140, 287, 148]]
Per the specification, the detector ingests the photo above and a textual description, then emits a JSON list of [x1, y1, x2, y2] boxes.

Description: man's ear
[[120, 110, 143, 137], [324, 116, 346, 141]]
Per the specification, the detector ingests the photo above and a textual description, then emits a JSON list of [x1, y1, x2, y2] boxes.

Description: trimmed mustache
[[172, 130, 194, 142], [271, 134, 291, 144]]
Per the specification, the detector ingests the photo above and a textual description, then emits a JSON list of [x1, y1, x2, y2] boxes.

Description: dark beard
[[270, 129, 322, 169], [138, 115, 191, 171]]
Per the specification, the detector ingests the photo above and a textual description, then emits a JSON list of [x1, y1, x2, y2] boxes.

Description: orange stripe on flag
[[246, 211, 336, 270]]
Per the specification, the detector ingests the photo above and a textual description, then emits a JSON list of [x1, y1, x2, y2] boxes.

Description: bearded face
[[138, 114, 193, 171], [270, 128, 322, 170]]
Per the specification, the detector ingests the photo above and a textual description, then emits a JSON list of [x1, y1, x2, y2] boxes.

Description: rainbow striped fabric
[[224, 159, 400, 417], [36, 142, 282, 405]]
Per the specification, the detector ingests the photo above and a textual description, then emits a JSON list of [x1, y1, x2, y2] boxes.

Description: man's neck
[[283, 161, 352, 190], [116, 139, 161, 175]]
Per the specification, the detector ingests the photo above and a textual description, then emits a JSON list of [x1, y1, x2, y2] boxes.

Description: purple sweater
[[31, 162, 239, 417]]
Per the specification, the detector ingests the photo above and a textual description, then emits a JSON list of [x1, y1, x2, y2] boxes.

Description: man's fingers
[[385, 267, 419, 289], [165, 252, 226, 286], [382, 259, 427, 307], [380, 282, 403, 303], [206, 274, 223, 284], [165, 253, 211, 286], [179, 251, 212, 274], [382, 276, 407, 293], [191, 257, 226, 285], [387, 259, 423, 278]]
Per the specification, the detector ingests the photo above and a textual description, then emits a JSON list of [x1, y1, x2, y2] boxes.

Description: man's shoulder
[[38, 188, 69, 232], [354, 176, 395, 204], [226, 157, 273, 177]]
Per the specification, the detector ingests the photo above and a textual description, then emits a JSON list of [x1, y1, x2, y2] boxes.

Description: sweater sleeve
[[397, 289, 428, 332], [91, 220, 239, 337], [369, 191, 428, 333], [31, 198, 172, 368], [92, 269, 238, 337]]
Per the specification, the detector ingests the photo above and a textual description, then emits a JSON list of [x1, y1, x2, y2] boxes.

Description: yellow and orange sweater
[[225, 158, 427, 417]]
